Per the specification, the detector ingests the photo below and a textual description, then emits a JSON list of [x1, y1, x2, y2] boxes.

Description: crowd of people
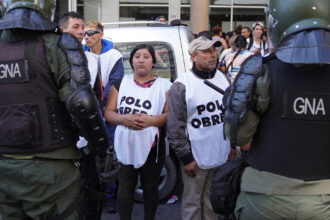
[[0, 0, 329, 220]]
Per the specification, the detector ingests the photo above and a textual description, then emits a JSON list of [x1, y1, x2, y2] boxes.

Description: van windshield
[[113, 42, 176, 82]]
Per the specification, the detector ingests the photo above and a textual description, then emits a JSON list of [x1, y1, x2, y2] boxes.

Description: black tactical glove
[[96, 147, 121, 185]]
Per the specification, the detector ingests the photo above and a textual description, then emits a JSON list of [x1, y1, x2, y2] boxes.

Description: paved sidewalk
[[102, 200, 181, 220]]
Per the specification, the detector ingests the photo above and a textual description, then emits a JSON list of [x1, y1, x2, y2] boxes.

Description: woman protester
[[247, 22, 269, 57], [219, 35, 254, 81], [104, 44, 172, 220]]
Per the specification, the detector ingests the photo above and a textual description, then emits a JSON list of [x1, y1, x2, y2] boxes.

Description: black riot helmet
[[2, 0, 56, 21], [265, 0, 330, 48], [265, 0, 330, 64]]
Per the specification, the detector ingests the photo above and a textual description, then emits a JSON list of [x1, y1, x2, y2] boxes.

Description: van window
[[113, 42, 176, 82]]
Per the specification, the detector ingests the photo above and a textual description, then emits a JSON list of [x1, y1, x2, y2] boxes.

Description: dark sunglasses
[[84, 30, 100, 37]]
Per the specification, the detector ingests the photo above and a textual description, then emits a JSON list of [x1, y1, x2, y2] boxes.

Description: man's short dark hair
[[59, 11, 83, 29], [242, 26, 251, 32]]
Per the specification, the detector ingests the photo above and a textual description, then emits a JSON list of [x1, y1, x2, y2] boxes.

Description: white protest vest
[[85, 49, 122, 88], [176, 70, 231, 169], [115, 74, 171, 168]]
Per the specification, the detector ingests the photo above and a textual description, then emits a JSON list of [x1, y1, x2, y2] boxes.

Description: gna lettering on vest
[[0, 63, 22, 79], [191, 100, 225, 128], [293, 97, 326, 115], [118, 96, 152, 114]]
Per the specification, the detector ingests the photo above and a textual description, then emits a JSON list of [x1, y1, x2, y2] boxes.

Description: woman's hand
[[123, 114, 145, 130], [134, 113, 151, 128]]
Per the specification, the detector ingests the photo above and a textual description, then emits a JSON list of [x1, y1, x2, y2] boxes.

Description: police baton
[[103, 146, 114, 174], [99, 145, 120, 185]]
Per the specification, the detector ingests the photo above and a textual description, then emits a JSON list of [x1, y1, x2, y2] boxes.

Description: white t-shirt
[[247, 38, 269, 57]]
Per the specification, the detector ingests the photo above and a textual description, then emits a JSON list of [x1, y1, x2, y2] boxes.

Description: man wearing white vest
[[167, 36, 234, 220], [83, 20, 124, 214], [83, 21, 124, 111]]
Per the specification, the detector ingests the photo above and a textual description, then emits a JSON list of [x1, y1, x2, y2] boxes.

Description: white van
[[103, 22, 193, 82]]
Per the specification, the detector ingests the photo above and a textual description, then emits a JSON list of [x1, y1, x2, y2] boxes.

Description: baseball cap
[[188, 36, 222, 54], [252, 22, 264, 30]]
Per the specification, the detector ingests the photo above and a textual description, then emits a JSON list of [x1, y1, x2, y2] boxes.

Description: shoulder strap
[[24, 36, 39, 79], [262, 40, 266, 51], [247, 37, 253, 50], [93, 57, 104, 107], [225, 49, 242, 75]]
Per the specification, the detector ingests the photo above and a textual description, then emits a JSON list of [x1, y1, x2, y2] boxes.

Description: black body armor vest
[[0, 35, 77, 154], [247, 58, 330, 181]]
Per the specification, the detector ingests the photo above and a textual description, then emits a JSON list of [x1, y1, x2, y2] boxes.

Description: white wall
[[214, 0, 268, 4], [84, 0, 101, 21]]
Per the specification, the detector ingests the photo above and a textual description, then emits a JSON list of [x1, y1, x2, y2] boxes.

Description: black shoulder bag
[[210, 157, 247, 215]]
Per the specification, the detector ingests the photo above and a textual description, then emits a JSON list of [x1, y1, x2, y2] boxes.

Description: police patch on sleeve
[[0, 59, 29, 84], [282, 92, 330, 121]]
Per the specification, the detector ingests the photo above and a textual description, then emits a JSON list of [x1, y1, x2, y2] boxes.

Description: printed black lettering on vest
[[191, 113, 223, 128], [120, 96, 126, 105], [282, 92, 330, 121], [0, 59, 29, 84], [191, 118, 202, 128], [197, 105, 206, 115], [126, 97, 134, 105], [142, 100, 152, 109], [132, 109, 140, 114], [191, 100, 225, 128], [135, 99, 142, 108], [118, 107, 124, 114], [206, 102, 216, 113], [211, 114, 221, 125], [119, 96, 152, 114], [202, 117, 211, 127], [124, 107, 132, 114]]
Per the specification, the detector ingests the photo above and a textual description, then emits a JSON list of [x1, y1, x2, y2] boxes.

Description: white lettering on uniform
[[316, 99, 326, 115], [13, 63, 22, 77], [0, 64, 5, 79], [293, 97, 326, 115], [0, 63, 22, 79]]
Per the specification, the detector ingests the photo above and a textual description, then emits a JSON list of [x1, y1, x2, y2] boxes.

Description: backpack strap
[[247, 37, 253, 50]]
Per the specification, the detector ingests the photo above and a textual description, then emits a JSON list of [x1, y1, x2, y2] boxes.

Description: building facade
[[55, 0, 268, 32]]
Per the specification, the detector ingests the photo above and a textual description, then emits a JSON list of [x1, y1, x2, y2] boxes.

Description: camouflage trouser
[[235, 191, 330, 220], [0, 158, 80, 220]]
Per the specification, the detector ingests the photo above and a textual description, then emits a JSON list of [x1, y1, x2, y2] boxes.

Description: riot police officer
[[0, 0, 118, 219], [224, 0, 330, 219]]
